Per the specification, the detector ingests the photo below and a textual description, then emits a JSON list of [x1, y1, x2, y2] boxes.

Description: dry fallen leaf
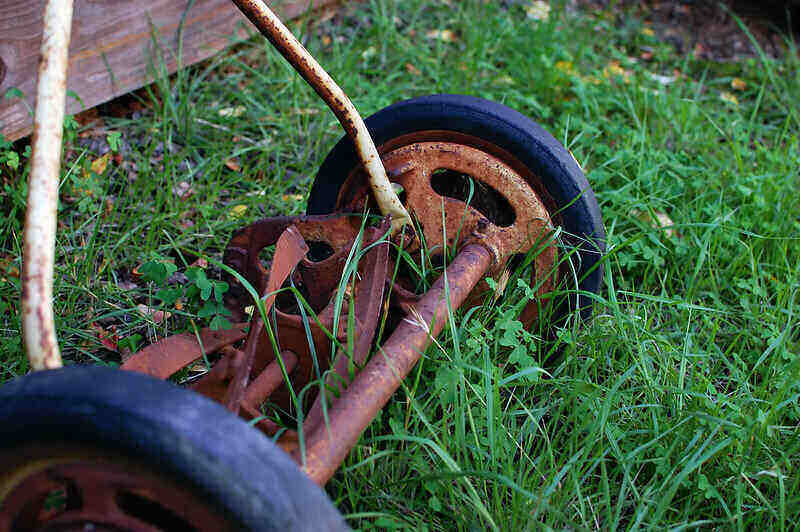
[[652, 212, 677, 237], [229, 205, 248, 219], [281, 194, 305, 202], [218, 105, 246, 118], [525, 1, 550, 21], [178, 209, 197, 231], [603, 61, 631, 82], [555, 60, 576, 76], [647, 72, 675, 86], [136, 304, 172, 323], [693, 42, 707, 57], [405, 62, 422, 76], [91, 323, 119, 352], [87, 153, 111, 177], [190, 257, 208, 269], [361, 46, 377, 60], [314, 5, 339, 25], [225, 159, 241, 172], [720, 91, 739, 105], [173, 181, 194, 200], [731, 78, 747, 91], [426, 29, 457, 42], [0, 256, 20, 279], [493, 75, 515, 86], [634, 209, 680, 238]]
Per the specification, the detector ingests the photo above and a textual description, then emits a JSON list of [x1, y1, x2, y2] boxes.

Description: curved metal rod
[[230, 0, 412, 234], [22, 0, 75, 370]]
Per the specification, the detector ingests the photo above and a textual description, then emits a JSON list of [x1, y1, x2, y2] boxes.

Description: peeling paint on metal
[[22, 0, 75, 371]]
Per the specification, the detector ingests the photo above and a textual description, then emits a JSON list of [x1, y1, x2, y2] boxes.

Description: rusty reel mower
[[117, 98, 605, 487], [1, 0, 604, 530]]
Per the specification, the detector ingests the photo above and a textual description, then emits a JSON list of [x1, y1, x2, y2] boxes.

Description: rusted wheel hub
[[335, 140, 559, 323], [0, 444, 234, 531]]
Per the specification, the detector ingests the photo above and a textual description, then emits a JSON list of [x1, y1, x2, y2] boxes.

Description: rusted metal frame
[[222, 320, 264, 413], [221, 215, 360, 420], [242, 349, 299, 410], [228, 0, 411, 234], [121, 325, 248, 379], [240, 349, 299, 436], [22, 0, 76, 371], [223, 214, 361, 314], [297, 243, 494, 485]]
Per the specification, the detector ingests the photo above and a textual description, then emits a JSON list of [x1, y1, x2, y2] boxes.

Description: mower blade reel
[[224, 225, 309, 413], [304, 222, 390, 433]]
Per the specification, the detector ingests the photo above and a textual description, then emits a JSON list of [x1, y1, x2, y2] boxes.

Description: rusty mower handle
[[22, 0, 408, 371]]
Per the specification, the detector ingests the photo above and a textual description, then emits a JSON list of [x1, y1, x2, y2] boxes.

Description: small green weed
[[0, 135, 28, 171], [139, 257, 233, 332]]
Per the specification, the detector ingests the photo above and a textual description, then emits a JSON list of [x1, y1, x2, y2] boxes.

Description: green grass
[[1, 0, 799, 529]]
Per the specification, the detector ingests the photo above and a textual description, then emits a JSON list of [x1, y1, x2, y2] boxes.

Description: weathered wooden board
[[0, 0, 336, 141]]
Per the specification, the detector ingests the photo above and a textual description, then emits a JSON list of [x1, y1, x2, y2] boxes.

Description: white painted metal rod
[[22, 0, 75, 370]]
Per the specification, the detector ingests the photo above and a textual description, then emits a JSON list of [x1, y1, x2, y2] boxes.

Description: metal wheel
[[0, 366, 349, 532], [1, 443, 234, 531], [309, 94, 605, 323]]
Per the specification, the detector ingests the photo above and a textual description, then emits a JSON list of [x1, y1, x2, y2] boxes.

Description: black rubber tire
[[0, 365, 348, 532], [308, 94, 605, 311]]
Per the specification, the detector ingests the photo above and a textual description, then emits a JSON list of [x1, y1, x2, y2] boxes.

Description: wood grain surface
[[0, 0, 335, 141]]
